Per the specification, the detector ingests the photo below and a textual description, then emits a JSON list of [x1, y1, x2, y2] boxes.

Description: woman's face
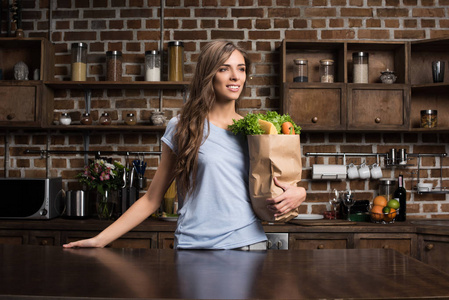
[[213, 50, 246, 102]]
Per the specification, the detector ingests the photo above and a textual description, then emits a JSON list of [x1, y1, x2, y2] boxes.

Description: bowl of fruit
[[369, 196, 400, 224]]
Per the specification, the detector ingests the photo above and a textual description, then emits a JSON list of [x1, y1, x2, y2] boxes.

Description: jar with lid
[[106, 51, 122, 81], [353, 52, 369, 83], [320, 59, 334, 83], [421, 110, 437, 128], [99, 112, 111, 125], [80, 112, 92, 125], [125, 113, 137, 126], [145, 50, 161, 81], [293, 58, 308, 82], [168, 41, 184, 81], [71, 42, 87, 81], [378, 179, 396, 201], [59, 113, 72, 126]]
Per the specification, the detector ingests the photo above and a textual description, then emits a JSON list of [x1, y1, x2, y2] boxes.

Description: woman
[[63, 41, 306, 250]]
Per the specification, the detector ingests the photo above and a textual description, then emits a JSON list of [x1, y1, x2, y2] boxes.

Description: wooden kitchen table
[[1, 244, 449, 299]]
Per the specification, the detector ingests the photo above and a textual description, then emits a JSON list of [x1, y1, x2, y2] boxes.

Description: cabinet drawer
[[289, 233, 351, 250], [354, 233, 417, 257], [0, 85, 37, 122], [347, 85, 409, 130], [62, 231, 158, 249], [29, 231, 60, 246], [282, 83, 346, 130], [158, 232, 175, 249], [0, 230, 28, 245]]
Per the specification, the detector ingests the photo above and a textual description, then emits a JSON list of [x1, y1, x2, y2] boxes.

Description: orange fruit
[[384, 208, 397, 222], [373, 195, 388, 207], [371, 205, 384, 221]]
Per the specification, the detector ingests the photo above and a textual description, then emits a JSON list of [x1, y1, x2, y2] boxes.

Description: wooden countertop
[[1, 244, 449, 299]]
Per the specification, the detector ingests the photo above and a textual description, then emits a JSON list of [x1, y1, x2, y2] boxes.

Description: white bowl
[[417, 183, 433, 192]]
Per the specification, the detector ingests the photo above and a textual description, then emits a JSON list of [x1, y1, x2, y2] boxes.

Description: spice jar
[[320, 59, 334, 83], [59, 113, 71, 126], [378, 179, 396, 201], [99, 112, 111, 125], [71, 43, 87, 81], [124, 113, 137, 126], [106, 51, 122, 81], [145, 50, 161, 81], [421, 110, 438, 128], [168, 41, 184, 81], [293, 58, 308, 82], [353, 52, 369, 83], [80, 112, 92, 125]]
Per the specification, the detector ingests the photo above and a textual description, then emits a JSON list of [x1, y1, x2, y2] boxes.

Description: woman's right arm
[[63, 143, 177, 248]]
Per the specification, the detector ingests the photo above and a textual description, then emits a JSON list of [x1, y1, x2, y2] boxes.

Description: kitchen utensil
[[65, 190, 89, 218], [432, 61, 445, 83], [387, 148, 396, 165], [397, 148, 408, 165]]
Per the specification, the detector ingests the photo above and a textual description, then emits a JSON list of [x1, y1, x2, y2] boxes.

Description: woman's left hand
[[266, 177, 306, 217]]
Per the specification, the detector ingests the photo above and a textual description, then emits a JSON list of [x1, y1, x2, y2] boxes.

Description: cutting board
[[288, 219, 357, 226]]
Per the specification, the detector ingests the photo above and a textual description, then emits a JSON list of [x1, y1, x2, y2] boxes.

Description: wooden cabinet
[[354, 233, 417, 257], [0, 230, 59, 246], [289, 233, 353, 250], [61, 230, 158, 249], [418, 234, 449, 274], [158, 232, 175, 249], [280, 39, 410, 131], [410, 38, 449, 131], [0, 38, 54, 127]]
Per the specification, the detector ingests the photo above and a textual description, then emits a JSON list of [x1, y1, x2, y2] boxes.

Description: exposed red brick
[[412, 8, 445, 17], [285, 30, 317, 39], [195, 8, 228, 18], [218, 20, 234, 29], [232, 8, 264, 18], [305, 7, 337, 17], [321, 29, 356, 39], [358, 29, 391, 39], [248, 30, 281, 40], [341, 8, 373, 17]]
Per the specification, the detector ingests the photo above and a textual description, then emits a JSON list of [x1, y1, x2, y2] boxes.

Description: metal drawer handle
[[317, 244, 324, 249], [7, 113, 16, 120], [375, 117, 381, 123], [425, 243, 434, 251], [312, 117, 318, 123], [382, 245, 389, 249]]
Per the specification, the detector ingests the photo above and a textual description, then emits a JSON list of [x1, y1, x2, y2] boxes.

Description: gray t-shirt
[[161, 116, 266, 249]]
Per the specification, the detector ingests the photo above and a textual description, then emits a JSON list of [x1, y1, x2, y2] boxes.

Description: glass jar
[[421, 110, 438, 128], [59, 113, 71, 126], [168, 41, 184, 81], [125, 113, 137, 126], [320, 59, 334, 83], [106, 51, 122, 81], [293, 58, 308, 82], [71, 42, 87, 81], [378, 179, 396, 201], [80, 112, 92, 125], [353, 52, 369, 83], [145, 50, 161, 81], [99, 112, 111, 125]]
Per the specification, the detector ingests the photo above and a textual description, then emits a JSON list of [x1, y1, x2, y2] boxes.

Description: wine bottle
[[394, 174, 407, 221]]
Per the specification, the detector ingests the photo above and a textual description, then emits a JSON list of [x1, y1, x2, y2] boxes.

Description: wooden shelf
[[45, 124, 166, 132], [45, 80, 189, 90]]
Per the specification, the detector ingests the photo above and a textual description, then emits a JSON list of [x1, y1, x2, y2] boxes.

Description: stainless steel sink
[[411, 220, 449, 226]]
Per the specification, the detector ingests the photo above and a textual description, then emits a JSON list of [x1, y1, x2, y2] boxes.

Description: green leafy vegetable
[[228, 111, 301, 135]]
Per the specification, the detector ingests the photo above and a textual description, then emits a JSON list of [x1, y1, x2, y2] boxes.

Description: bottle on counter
[[394, 174, 407, 221], [71, 42, 87, 81]]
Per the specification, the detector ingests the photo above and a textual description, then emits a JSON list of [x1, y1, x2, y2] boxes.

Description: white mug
[[347, 163, 359, 179], [358, 162, 370, 179], [370, 163, 382, 179]]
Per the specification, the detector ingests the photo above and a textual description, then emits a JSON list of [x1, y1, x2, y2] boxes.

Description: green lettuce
[[228, 111, 301, 135]]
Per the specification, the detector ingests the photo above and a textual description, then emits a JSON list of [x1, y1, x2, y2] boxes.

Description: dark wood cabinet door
[[282, 83, 346, 131], [347, 84, 410, 130], [29, 231, 60, 246], [158, 232, 175, 249], [0, 230, 28, 245], [0, 85, 37, 122], [418, 234, 449, 274]]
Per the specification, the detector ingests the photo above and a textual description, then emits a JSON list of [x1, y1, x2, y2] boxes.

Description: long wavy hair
[[174, 41, 251, 197]]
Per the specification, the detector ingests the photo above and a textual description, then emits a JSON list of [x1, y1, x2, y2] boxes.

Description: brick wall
[[1, 0, 449, 218]]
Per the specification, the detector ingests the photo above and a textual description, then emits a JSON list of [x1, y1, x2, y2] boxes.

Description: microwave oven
[[0, 177, 63, 219]]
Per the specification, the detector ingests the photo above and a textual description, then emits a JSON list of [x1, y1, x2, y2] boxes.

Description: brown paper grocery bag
[[247, 135, 302, 222]]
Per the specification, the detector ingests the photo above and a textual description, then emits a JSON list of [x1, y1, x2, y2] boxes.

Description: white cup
[[358, 162, 370, 179], [347, 163, 359, 179], [370, 163, 383, 179]]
